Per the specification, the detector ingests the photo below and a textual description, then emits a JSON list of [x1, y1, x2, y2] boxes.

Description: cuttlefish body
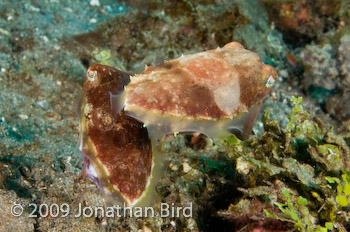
[[79, 42, 276, 206]]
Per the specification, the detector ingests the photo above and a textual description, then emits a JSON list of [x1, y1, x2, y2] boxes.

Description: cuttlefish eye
[[87, 69, 97, 82], [261, 64, 277, 88], [266, 75, 276, 88]]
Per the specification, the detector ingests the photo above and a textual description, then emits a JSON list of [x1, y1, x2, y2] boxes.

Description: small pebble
[[36, 100, 49, 110], [279, 69, 289, 78], [19, 114, 28, 120], [24, 3, 40, 12], [183, 162, 191, 173], [41, 35, 49, 42], [142, 226, 152, 232], [117, 5, 125, 13], [90, 0, 100, 7], [105, 5, 113, 13], [236, 157, 254, 175], [89, 18, 97, 24], [169, 163, 178, 171], [63, 7, 73, 13], [0, 28, 10, 35]]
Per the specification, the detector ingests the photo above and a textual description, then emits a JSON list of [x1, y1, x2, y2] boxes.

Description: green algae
[[264, 188, 317, 232], [222, 96, 350, 230], [151, 97, 330, 230]]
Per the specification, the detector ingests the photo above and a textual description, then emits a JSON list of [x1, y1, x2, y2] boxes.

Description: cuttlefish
[[79, 42, 276, 206]]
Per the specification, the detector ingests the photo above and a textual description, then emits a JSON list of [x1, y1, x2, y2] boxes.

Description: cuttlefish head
[[80, 64, 153, 207]]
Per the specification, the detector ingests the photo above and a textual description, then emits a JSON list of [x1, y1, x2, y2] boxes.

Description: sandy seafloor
[[0, 0, 350, 231]]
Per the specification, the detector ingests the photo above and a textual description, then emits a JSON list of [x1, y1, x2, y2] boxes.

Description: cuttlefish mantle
[[117, 41, 276, 140], [79, 42, 276, 207]]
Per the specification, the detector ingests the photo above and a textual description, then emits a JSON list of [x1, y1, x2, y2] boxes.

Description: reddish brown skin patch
[[128, 64, 225, 118], [234, 64, 269, 108], [181, 84, 224, 118], [236, 65, 260, 107], [185, 58, 225, 80], [84, 64, 152, 202]]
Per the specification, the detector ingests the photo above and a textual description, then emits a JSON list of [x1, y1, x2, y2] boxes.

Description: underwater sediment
[[0, 0, 349, 231]]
